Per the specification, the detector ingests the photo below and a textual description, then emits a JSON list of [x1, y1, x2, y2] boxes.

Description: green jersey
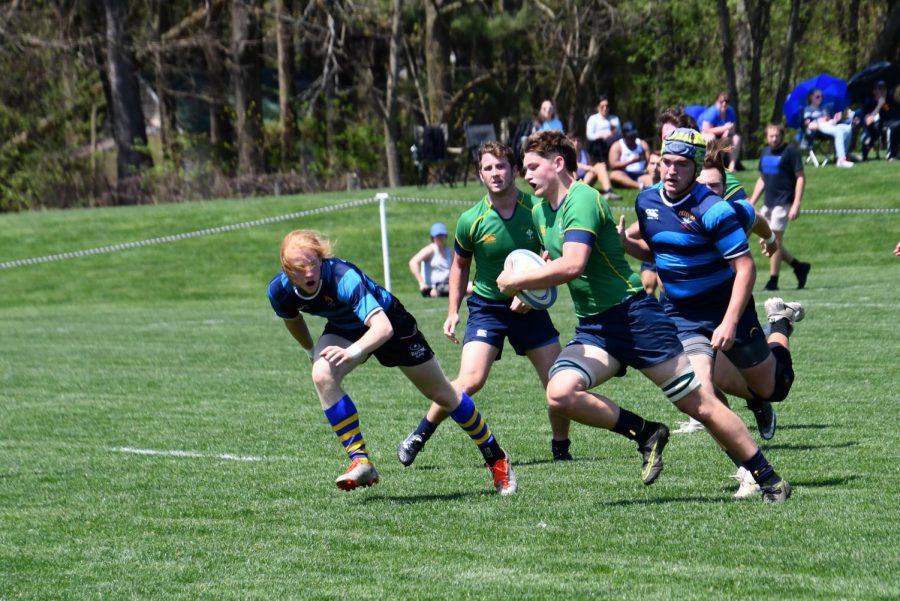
[[532, 181, 642, 318], [455, 191, 542, 300]]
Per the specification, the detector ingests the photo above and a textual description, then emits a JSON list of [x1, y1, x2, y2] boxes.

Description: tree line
[[0, 0, 897, 211]]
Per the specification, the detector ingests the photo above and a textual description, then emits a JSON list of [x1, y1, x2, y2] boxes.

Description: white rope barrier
[[1, 193, 896, 271]]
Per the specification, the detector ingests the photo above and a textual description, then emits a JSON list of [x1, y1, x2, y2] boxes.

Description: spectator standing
[[699, 93, 743, 171], [749, 124, 811, 291]]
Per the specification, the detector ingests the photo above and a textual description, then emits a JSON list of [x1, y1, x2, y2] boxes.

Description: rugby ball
[[503, 248, 557, 310]]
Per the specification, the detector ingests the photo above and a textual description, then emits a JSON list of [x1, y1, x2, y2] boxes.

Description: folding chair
[[797, 128, 833, 167], [461, 123, 498, 186], [412, 124, 459, 187]]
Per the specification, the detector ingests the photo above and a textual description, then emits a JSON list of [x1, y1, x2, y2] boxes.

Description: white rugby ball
[[503, 248, 557, 310]]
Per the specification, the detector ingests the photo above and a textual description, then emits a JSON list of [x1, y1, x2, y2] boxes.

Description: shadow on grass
[[600, 495, 724, 507], [762, 441, 858, 451], [360, 491, 484, 504], [789, 475, 860, 488], [776, 423, 832, 430], [513, 456, 604, 467]]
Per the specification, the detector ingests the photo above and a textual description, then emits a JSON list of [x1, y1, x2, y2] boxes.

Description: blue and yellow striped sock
[[324, 395, 369, 462], [449, 393, 503, 465]]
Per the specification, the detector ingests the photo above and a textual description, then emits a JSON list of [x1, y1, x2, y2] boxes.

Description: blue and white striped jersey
[[267, 258, 393, 331]]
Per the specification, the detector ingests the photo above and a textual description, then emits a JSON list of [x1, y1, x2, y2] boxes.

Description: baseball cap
[[622, 121, 638, 137], [662, 128, 706, 176], [430, 222, 448, 238]]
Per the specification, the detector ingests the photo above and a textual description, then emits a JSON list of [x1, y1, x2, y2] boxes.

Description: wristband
[[765, 232, 776, 245], [346, 344, 364, 360]]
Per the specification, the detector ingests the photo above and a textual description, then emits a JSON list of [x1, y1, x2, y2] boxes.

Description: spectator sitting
[[571, 134, 622, 201], [409, 222, 453, 297], [860, 80, 900, 160], [538, 99, 564, 132], [638, 150, 661, 189], [607, 121, 650, 191], [585, 96, 621, 164], [803, 88, 854, 168], [699, 92, 743, 170]]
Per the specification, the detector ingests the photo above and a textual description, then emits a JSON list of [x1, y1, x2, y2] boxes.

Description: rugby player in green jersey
[[496, 131, 791, 501], [397, 141, 572, 466]]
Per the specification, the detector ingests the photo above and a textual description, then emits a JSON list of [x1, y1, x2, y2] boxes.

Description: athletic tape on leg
[[660, 367, 700, 403]]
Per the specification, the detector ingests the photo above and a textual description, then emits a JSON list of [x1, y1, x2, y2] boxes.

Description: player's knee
[[310, 360, 338, 392], [766, 345, 794, 402], [545, 373, 582, 413], [454, 374, 487, 396]]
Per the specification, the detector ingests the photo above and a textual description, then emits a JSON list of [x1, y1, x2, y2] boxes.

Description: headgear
[[662, 128, 706, 177]]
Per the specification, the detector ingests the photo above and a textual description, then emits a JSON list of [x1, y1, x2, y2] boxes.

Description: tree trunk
[[770, 0, 804, 125], [231, 0, 265, 175], [203, 8, 234, 178], [424, 0, 449, 126], [845, 0, 860, 76], [276, 0, 297, 166], [745, 0, 772, 143], [102, 0, 153, 185], [152, 0, 179, 164], [734, 0, 751, 110], [716, 0, 741, 130], [869, 0, 900, 64], [383, 0, 402, 187]]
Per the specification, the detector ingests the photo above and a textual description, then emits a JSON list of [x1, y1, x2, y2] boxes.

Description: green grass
[[1, 162, 899, 599]]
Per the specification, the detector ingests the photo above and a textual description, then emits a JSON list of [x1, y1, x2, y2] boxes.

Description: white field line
[[110, 446, 264, 462]]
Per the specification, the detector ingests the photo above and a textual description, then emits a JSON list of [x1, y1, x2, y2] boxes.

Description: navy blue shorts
[[323, 298, 434, 368], [662, 295, 770, 369], [463, 294, 559, 359], [568, 292, 682, 369]]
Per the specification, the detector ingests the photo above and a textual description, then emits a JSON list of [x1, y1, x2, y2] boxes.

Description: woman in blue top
[[267, 230, 516, 495]]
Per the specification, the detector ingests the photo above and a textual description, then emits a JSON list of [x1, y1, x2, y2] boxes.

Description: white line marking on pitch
[[110, 447, 263, 462]]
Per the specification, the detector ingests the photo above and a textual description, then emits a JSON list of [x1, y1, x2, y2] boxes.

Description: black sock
[[612, 408, 653, 445], [414, 417, 438, 442], [551, 438, 571, 455], [770, 318, 793, 338], [725, 450, 743, 469], [768, 275, 780, 286], [742, 449, 780, 486], [480, 439, 504, 466], [788, 257, 799, 268]]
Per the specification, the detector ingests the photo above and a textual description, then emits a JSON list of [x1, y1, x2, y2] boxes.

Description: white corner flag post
[[376, 192, 391, 291]]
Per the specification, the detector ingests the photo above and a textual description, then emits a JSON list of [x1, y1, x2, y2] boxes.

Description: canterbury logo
[[480, 233, 497, 243]]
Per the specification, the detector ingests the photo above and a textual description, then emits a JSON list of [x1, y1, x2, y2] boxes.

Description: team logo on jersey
[[409, 343, 427, 359], [480, 233, 497, 244], [323, 295, 336, 307], [526, 228, 535, 240], [540, 225, 547, 237], [677, 210, 697, 226], [645, 208, 659, 220]]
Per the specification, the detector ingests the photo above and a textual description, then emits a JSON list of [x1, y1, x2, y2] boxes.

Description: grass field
[[1, 161, 899, 599]]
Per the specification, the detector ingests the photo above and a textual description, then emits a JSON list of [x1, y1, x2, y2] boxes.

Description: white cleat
[[765, 297, 805, 324], [733, 466, 761, 499], [335, 458, 379, 491], [673, 418, 706, 434]]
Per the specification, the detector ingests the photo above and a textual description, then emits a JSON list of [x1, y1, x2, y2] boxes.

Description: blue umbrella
[[683, 105, 708, 125], [783, 74, 848, 129]]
